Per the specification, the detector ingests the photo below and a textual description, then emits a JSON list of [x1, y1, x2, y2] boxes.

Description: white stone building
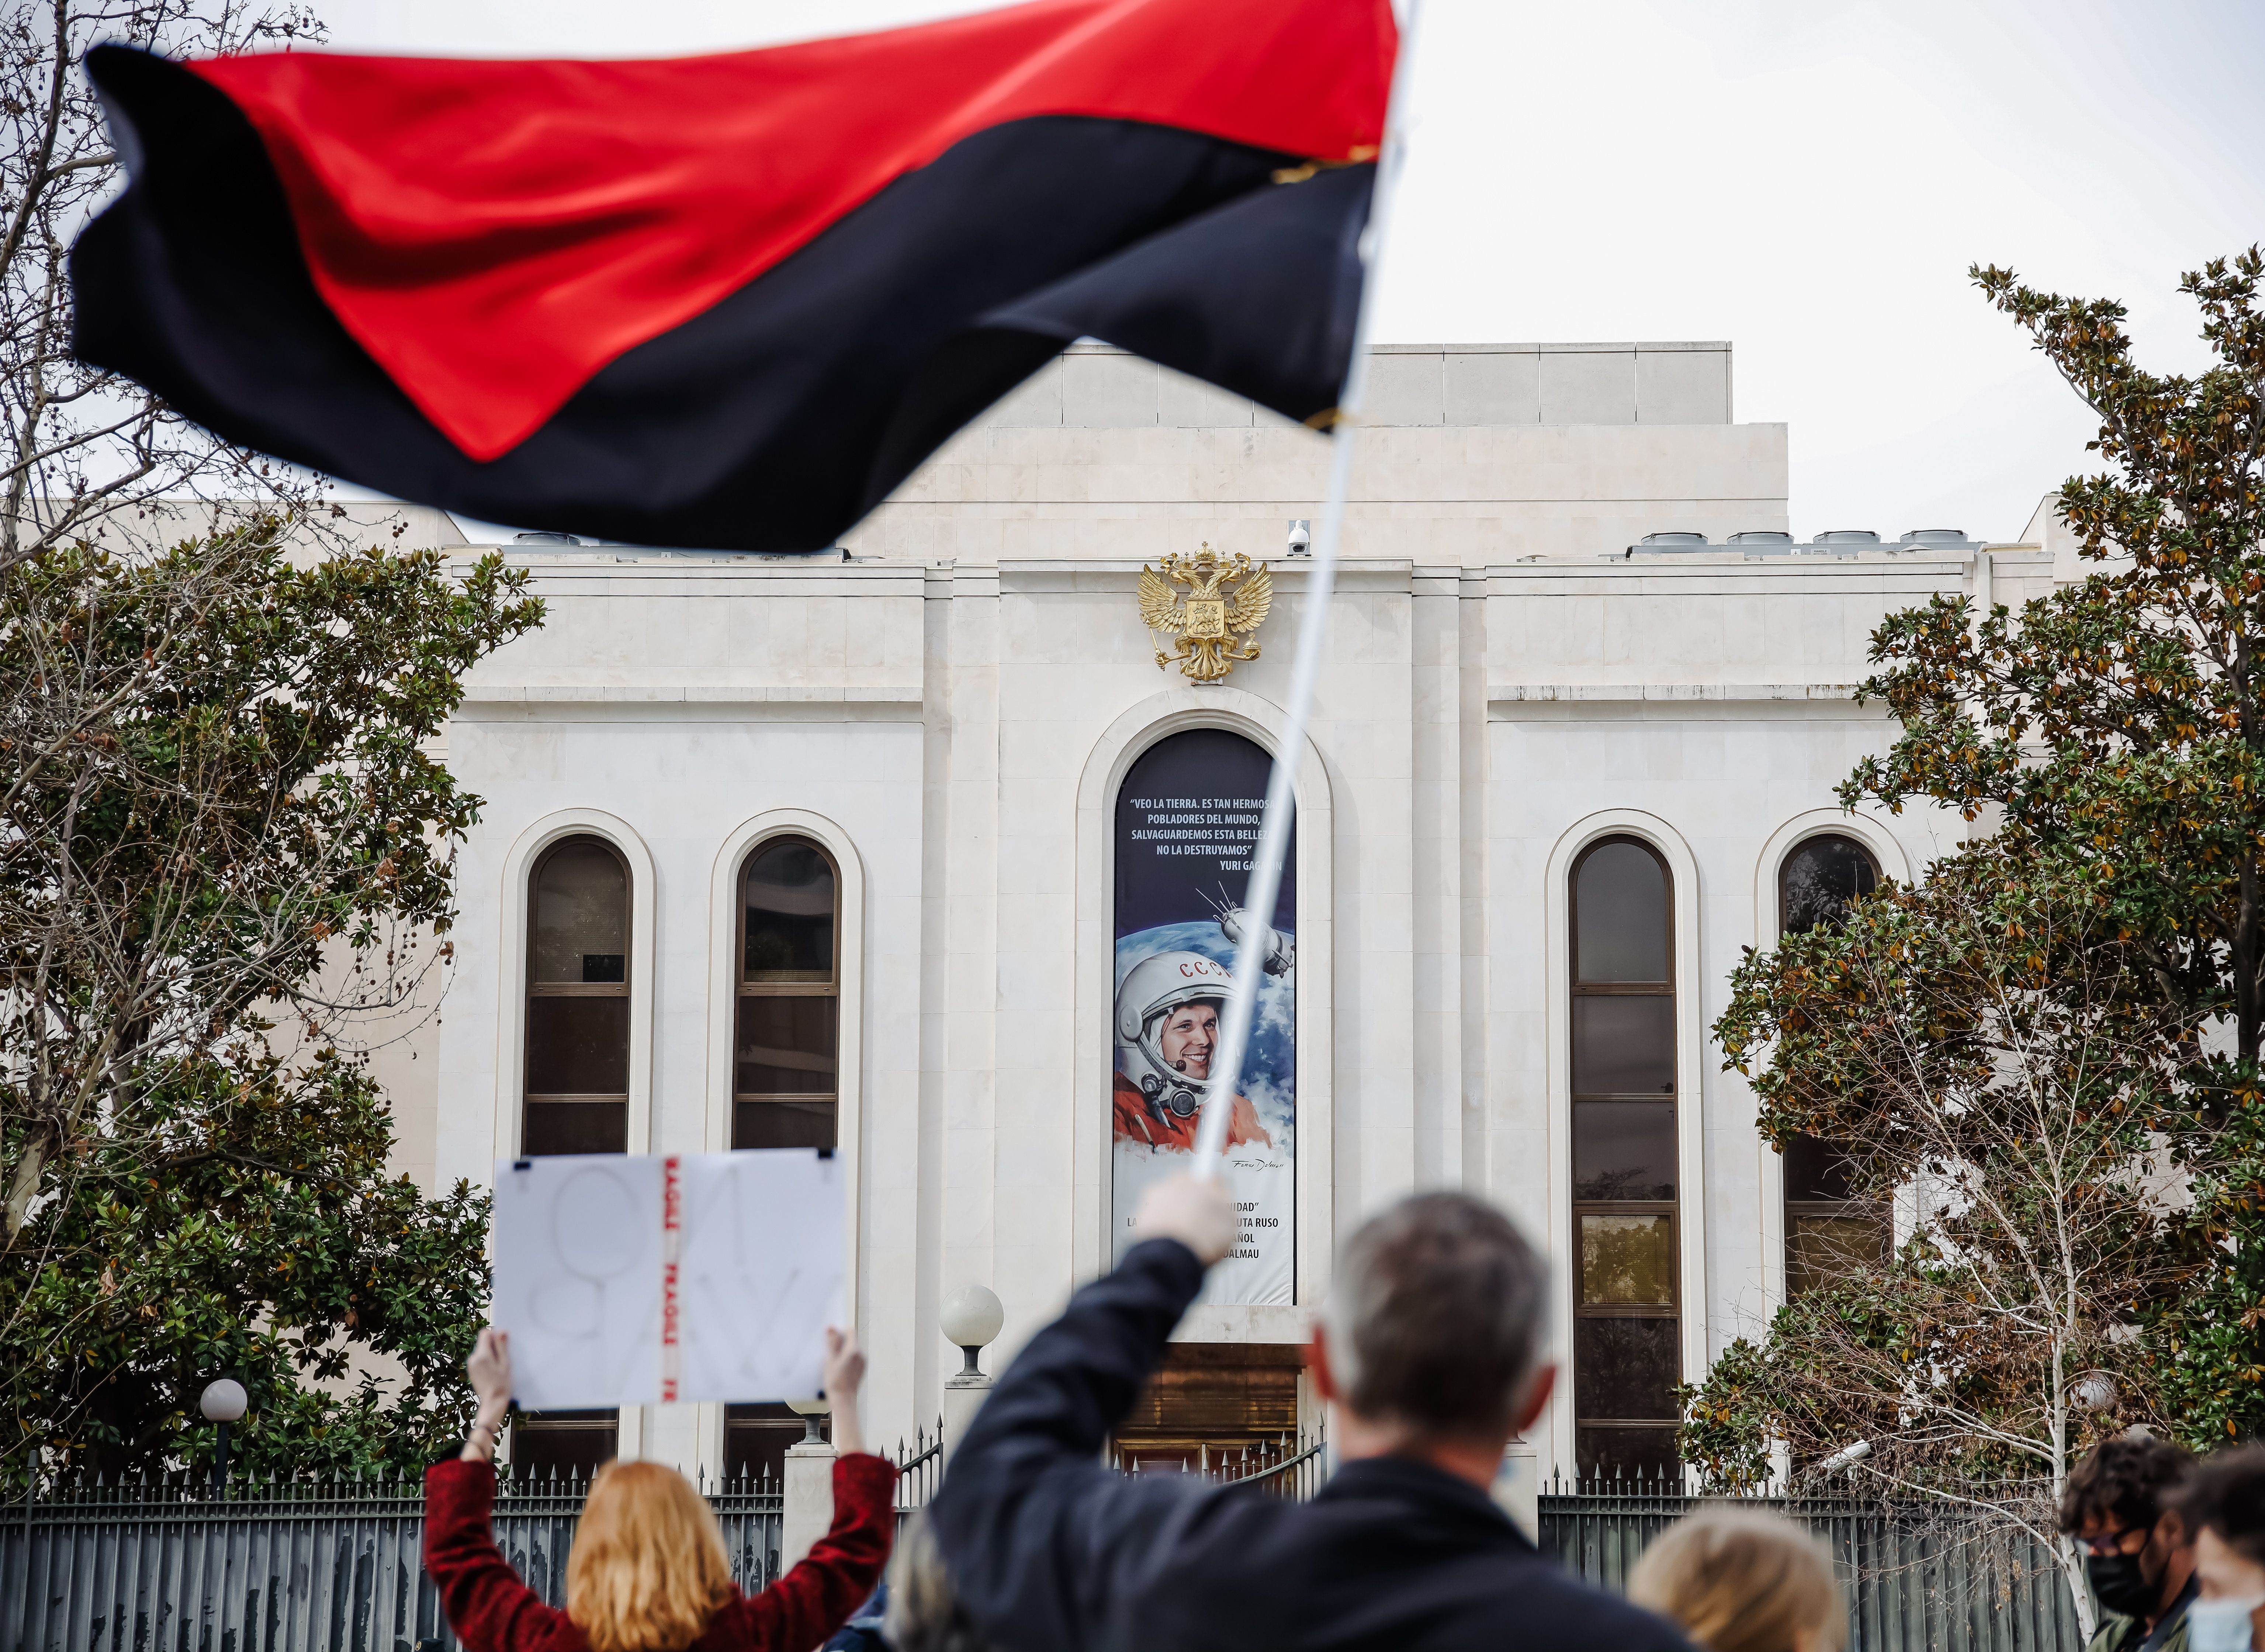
[[369, 341, 2059, 1485]]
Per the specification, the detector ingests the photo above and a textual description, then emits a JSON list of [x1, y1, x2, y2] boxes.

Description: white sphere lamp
[[940, 1284, 1005, 1381], [199, 1379, 248, 1423]]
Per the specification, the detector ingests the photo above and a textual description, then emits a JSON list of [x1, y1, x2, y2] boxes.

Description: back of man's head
[[2060, 1432, 2195, 1536], [1327, 1192, 1547, 1442]]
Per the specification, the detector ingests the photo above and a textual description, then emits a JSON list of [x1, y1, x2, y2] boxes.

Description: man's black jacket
[[930, 1238, 1693, 1652]]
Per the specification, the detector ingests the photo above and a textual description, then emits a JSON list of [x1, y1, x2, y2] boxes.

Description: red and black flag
[[72, 0, 1396, 551]]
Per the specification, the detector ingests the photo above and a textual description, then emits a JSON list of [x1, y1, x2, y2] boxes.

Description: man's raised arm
[[928, 1177, 1237, 1652]]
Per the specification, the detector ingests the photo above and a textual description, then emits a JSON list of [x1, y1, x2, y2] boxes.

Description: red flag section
[[190, 0, 1395, 460]]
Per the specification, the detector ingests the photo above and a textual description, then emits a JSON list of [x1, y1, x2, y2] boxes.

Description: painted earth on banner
[[1112, 728, 1295, 1306]]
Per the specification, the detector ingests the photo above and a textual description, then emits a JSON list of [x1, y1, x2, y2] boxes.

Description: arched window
[[522, 836, 631, 1156], [1569, 836, 1679, 1478], [733, 837, 841, 1150], [1779, 832, 1877, 938], [516, 833, 632, 1476], [721, 838, 844, 1471], [1777, 833, 1890, 1298]]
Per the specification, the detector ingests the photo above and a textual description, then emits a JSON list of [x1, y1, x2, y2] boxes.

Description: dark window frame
[[515, 834, 634, 1471], [1568, 835, 1680, 1469], [733, 835, 843, 1150], [1777, 833, 1891, 1298], [522, 834, 633, 1150]]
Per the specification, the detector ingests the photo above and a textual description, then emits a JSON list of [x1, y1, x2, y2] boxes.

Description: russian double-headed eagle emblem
[[1138, 545, 1272, 683]]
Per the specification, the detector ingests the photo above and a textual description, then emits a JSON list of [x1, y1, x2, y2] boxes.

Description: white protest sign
[[492, 1149, 845, 1410]]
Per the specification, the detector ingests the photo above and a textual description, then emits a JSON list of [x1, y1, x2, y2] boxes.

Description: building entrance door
[[1110, 1342, 1303, 1474]]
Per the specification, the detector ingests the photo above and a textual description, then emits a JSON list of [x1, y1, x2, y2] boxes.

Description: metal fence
[[6, 1447, 2088, 1652], [1538, 1478, 2088, 1652], [0, 1468, 783, 1652], [1107, 1428, 1330, 1500], [893, 1424, 942, 1522], [0, 1419, 994, 1652]]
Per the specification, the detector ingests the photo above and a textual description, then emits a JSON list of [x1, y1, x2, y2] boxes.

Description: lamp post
[[939, 1284, 1004, 1464], [783, 1394, 831, 1446], [779, 1393, 835, 1569], [199, 1379, 247, 1497]]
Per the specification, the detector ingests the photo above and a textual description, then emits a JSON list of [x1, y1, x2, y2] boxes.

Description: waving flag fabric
[[72, 0, 1396, 550]]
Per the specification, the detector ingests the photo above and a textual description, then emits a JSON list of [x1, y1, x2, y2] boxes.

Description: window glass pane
[[1574, 1101, 1676, 1199], [1580, 1214, 1676, 1305], [1789, 1211, 1891, 1297], [522, 1102, 628, 1157], [735, 996, 838, 1094], [1576, 1425, 1681, 1479], [733, 1099, 837, 1151], [1574, 840, 1669, 983], [508, 1410, 617, 1481], [1780, 834, 1879, 937], [1574, 1317, 1680, 1419], [744, 842, 837, 983], [1572, 997, 1674, 1097], [531, 840, 628, 984], [526, 997, 630, 1096], [1783, 1134, 1859, 1200]]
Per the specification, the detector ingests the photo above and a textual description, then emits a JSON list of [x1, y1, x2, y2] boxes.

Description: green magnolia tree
[[1697, 852, 2187, 1632], [1, 525, 542, 1476], [1686, 249, 2265, 1614]]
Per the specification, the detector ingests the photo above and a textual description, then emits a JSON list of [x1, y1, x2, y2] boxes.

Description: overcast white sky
[[319, 0, 2265, 544]]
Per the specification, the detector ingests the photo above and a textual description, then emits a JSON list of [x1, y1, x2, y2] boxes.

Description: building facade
[[373, 341, 2058, 1483]]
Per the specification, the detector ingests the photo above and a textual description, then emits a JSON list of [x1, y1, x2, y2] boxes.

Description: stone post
[[1494, 1434, 1540, 1543], [780, 1402, 836, 1568], [941, 1369, 991, 1465]]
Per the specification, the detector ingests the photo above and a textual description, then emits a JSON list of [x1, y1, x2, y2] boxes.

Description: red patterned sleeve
[[423, 1458, 578, 1652], [714, 1454, 898, 1652]]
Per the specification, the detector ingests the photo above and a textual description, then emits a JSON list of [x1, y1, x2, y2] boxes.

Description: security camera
[[1287, 518, 1312, 556]]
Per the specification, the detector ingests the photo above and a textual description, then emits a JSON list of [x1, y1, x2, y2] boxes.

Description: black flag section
[[76, 47, 1372, 552]]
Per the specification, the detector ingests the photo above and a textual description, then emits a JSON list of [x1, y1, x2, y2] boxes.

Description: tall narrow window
[[516, 834, 631, 1475], [1570, 837, 1679, 1477], [733, 838, 840, 1151], [523, 836, 631, 1156], [1778, 834, 1890, 1297], [724, 839, 842, 1465]]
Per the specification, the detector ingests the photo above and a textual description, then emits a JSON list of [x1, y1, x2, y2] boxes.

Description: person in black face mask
[[2061, 1433, 2201, 1652]]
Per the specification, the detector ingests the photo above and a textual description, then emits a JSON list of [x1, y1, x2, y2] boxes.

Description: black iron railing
[[0, 1465, 782, 1652], [1537, 1474, 2087, 1652]]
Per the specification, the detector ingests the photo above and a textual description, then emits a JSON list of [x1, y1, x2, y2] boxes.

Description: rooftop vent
[[1623, 531, 1715, 558], [1728, 530, 1793, 544], [1899, 528, 1971, 546], [513, 530, 582, 545], [1813, 530, 1881, 545]]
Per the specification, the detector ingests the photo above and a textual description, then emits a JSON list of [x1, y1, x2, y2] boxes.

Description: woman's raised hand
[[822, 1327, 866, 1457], [460, 1327, 513, 1463]]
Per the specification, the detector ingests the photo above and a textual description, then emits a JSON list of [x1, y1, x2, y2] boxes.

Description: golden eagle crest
[[1138, 545, 1272, 683]]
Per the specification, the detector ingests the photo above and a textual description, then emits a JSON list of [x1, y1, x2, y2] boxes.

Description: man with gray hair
[[930, 1175, 1690, 1652]]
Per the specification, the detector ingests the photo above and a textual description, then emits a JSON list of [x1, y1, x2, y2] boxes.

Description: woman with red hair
[[425, 1328, 894, 1652]]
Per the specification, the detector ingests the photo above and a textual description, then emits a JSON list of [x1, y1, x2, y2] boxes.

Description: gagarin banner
[[1112, 728, 1295, 1306]]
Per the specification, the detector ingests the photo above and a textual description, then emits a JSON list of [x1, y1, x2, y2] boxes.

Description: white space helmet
[[1114, 951, 1235, 1124]]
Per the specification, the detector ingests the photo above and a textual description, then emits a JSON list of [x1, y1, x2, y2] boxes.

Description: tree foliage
[[1686, 251, 2265, 1592], [1, 525, 543, 1475], [1849, 248, 2265, 1063]]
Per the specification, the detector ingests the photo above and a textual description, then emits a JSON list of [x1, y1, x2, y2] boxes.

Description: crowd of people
[[419, 1175, 2265, 1652]]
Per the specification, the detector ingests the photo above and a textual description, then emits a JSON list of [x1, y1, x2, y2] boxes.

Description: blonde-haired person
[[1628, 1509, 1847, 1652], [424, 1327, 895, 1652]]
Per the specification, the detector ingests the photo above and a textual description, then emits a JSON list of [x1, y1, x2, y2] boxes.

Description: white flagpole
[[1192, 0, 1422, 1180]]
